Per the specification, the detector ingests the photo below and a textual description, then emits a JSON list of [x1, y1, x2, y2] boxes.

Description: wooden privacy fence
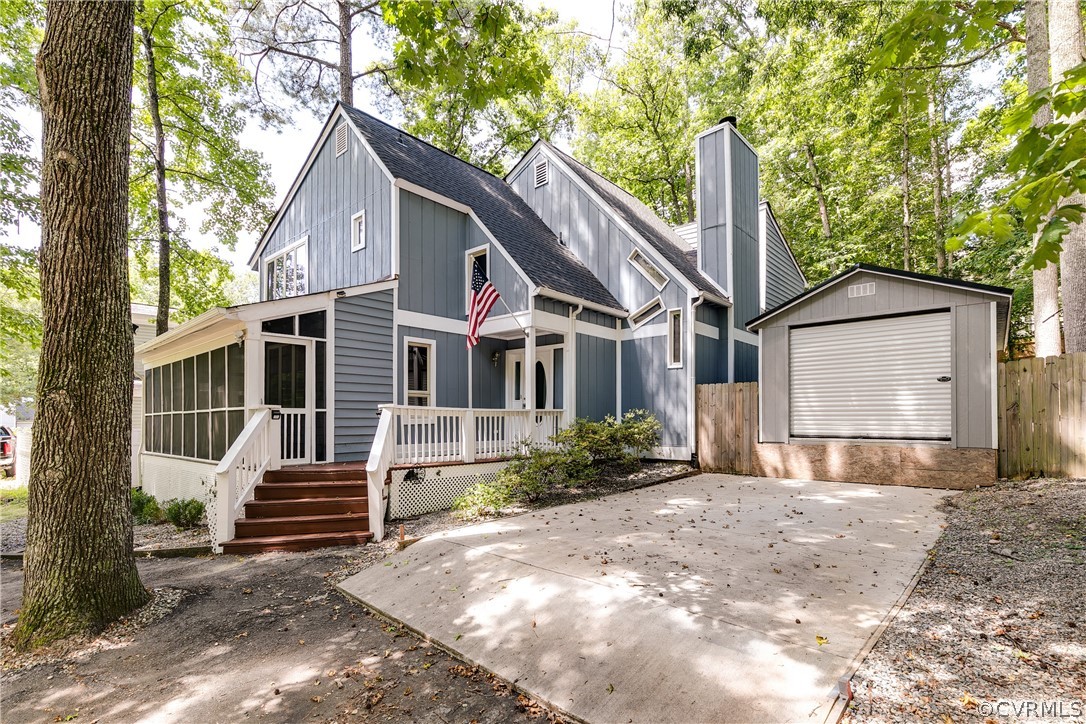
[[999, 352, 1086, 479], [695, 382, 758, 474]]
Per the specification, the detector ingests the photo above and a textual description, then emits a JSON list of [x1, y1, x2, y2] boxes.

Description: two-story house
[[136, 104, 806, 552]]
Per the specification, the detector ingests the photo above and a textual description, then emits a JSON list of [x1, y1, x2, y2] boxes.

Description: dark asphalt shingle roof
[[341, 105, 623, 312], [544, 143, 723, 297]]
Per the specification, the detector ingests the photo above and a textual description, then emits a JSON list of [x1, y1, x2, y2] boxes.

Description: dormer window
[[335, 123, 348, 156], [534, 157, 549, 187]]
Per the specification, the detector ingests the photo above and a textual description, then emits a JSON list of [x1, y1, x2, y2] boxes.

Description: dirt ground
[[0, 549, 557, 723], [846, 477, 1086, 722]]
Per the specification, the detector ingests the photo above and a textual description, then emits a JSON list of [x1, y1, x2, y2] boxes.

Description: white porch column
[[525, 307, 536, 443], [244, 321, 263, 416]]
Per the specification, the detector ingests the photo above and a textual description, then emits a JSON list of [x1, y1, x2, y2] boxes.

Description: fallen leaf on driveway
[[607, 683, 615, 694], [960, 692, 979, 709], [815, 636, 829, 646]]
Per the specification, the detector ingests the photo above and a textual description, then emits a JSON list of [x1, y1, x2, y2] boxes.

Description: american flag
[[466, 258, 500, 348]]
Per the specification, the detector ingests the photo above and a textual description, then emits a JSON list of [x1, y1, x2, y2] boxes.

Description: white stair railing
[[212, 407, 280, 552], [366, 406, 396, 541]]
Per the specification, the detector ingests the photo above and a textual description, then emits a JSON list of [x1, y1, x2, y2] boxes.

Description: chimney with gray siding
[[695, 117, 763, 381]]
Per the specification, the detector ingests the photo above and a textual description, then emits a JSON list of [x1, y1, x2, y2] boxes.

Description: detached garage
[[748, 264, 1012, 489]]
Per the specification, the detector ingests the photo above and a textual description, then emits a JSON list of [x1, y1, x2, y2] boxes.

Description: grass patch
[[0, 486, 28, 523]]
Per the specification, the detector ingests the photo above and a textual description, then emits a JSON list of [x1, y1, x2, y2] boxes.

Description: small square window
[[351, 210, 366, 252]]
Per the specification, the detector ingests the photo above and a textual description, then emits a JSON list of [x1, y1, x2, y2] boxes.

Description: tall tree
[[1026, 0, 1062, 356], [1049, 0, 1085, 352], [13, 0, 148, 650], [132, 0, 274, 334], [575, 6, 701, 225], [236, 0, 549, 126]]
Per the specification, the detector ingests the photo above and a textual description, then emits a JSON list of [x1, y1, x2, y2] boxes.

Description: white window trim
[[627, 248, 669, 291], [403, 336, 436, 407], [464, 243, 491, 314], [351, 209, 366, 252], [629, 296, 665, 329], [667, 308, 683, 369], [533, 157, 549, 187], [335, 123, 348, 157], [263, 235, 309, 301]]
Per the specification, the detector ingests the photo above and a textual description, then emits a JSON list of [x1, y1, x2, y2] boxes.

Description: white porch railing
[[212, 407, 281, 552], [365, 406, 566, 540]]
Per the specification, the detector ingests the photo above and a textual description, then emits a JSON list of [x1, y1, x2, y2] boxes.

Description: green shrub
[[162, 497, 206, 529], [451, 411, 661, 518], [551, 409, 661, 468], [131, 488, 164, 525], [452, 477, 515, 518]]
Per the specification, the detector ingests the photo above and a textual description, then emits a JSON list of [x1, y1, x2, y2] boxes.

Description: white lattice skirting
[[387, 461, 508, 519]]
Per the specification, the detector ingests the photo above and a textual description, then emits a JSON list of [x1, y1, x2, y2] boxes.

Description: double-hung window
[[405, 339, 434, 406], [265, 237, 309, 300]]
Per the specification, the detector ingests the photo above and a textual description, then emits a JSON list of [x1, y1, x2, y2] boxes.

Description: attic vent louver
[[534, 157, 549, 187], [335, 123, 348, 156], [847, 282, 875, 298]]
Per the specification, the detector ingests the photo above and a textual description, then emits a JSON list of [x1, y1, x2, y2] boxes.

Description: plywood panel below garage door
[[753, 442, 996, 490]]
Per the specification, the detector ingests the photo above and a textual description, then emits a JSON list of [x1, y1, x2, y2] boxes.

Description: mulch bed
[[1, 516, 211, 555], [845, 477, 1086, 722]]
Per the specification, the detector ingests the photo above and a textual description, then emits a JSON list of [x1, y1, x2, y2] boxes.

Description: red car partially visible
[[0, 426, 15, 478]]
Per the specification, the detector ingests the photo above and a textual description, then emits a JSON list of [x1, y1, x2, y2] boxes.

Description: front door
[[506, 348, 555, 410], [264, 339, 314, 464]]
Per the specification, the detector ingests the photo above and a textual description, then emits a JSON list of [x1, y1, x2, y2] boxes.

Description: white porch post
[[244, 321, 263, 416], [525, 309, 536, 444]]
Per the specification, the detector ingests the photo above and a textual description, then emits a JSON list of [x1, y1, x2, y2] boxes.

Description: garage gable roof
[[746, 263, 1013, 336]]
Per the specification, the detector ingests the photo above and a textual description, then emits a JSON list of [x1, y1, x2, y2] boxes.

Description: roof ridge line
[[341, 103, 503, 183]]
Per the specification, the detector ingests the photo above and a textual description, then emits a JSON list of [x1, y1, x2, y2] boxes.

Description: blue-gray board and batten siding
[[259, 121, 393, 296], [399, 190, 529, 320], [509, 154, 689, 315], [695, 303, 728, 385], [334, 290, 394, 461], [764, 210, 806, 310]]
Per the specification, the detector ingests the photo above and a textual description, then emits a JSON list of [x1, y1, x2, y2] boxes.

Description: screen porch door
[[264, 338, 315, 464]]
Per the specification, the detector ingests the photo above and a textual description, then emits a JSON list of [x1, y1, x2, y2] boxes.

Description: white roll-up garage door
[[789, 312, 952, 440]]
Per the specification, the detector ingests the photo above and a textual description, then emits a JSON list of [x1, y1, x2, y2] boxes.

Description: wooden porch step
[[254, 481, 366, 500], [264, 466, 367, 483], [244, 496, 368, 518], [221, 530, 374, 554], [234, 512, 369, 537]]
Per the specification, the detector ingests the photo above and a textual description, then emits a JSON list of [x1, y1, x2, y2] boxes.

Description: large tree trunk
[[1050, 0, 1086, 353], [338, 0, 353, 104], [803, 143, 832, 241], [13, 0, 147, 651], [1028, 0, 1062, 357], [141, 21, 172, 337], [928, 85, 947, 276]]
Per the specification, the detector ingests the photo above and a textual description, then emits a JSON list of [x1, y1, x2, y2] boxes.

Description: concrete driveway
[[339, 473, 951, 723]]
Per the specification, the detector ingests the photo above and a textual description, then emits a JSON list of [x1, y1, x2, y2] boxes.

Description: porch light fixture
[[336, 290, 346, 297], [491, 351, 501, 368]]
